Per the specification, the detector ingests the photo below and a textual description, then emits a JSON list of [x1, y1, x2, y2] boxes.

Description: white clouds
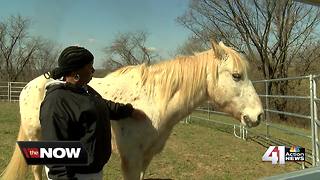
[[68, 38, 96, 47], [87, 38, 96, 43], [147, 47, 156, 52]]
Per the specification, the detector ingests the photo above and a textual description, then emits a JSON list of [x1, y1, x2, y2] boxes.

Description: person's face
[[76, 62, 95, 85]]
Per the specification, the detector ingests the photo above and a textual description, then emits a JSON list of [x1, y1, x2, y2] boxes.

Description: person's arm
[[104, 100, 134, 120], [40, 99, 77, 180]]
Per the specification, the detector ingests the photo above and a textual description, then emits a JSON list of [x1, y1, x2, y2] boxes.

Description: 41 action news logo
[[17, 141, 88, 165], [262, 146, 305, 164]]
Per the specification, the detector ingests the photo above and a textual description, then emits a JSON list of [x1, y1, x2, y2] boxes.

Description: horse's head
[[206, 41, 263, 128]]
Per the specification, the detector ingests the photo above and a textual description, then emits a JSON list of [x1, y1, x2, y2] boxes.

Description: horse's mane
[[111, 45, 249, 118]]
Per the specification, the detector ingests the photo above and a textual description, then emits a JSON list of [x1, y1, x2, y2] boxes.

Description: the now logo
[[262, 146, 285, 164], [22, 147, 81, 159], [17, 141, 88, 165]]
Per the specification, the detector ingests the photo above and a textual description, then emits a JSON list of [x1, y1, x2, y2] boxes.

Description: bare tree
[[103, 31, 159, 70], [21, 38, 59, 80], [178, 0, 320, 78], [293, 40, 320, 76], [0, 15, 59, 81], [177, 0, 320, 121], [0, 15, 40, 81]]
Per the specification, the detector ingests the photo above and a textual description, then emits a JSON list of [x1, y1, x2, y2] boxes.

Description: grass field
[[0, 102, 306, 179]]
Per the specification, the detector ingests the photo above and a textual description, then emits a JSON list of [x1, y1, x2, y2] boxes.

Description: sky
[[0, 0, 191, 68]]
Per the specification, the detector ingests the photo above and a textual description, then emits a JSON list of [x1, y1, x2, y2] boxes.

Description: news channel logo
[[17, 141, 88, 165], [262, 146, 305, 164]]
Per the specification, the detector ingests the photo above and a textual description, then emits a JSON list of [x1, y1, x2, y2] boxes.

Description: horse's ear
[[210, 39, 219, 52], [210, 39, 226, 60], [218, 41, 226, 47]]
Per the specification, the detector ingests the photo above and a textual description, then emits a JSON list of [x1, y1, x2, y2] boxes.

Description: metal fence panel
[[0, 82, 9, 101], [0, 81, 27, 102]]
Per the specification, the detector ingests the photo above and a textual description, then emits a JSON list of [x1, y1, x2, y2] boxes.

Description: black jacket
[[40, 82, 133, 179]]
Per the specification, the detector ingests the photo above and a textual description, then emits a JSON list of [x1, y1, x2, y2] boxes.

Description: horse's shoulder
[[20, 75, 51, 103]]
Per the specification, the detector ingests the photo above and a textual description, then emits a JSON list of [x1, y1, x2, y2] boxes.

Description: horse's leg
[[32, 165, 43, 180], [120, 152, 143, 180], [140, 156, 153, 180], [26, 126, 43, 180]]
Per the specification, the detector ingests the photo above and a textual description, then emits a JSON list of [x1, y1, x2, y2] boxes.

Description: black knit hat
[[46, 46, 94, 80]]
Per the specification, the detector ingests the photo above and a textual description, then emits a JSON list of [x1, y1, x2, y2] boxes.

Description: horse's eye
[[232, 73, 242, 82]]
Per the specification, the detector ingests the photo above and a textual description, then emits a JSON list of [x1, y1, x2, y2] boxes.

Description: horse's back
[[90, 65, 148, 105], [20, 75, 49, 104], [19, 75, 51, 138]]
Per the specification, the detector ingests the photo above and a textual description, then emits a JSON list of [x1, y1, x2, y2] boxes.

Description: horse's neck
[[165, 89, 207, 124], [151, 55, 209, 128]]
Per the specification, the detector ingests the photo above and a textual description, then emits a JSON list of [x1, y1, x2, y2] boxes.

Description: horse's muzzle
[[242, 113, 263, 128]]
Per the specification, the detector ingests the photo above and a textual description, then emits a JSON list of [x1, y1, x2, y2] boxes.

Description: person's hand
[[131, 109, 147, 121]]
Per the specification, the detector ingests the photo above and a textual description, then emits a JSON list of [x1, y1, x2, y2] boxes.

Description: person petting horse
[[41, 46, 146, 180], [2, 41, 263, 180]]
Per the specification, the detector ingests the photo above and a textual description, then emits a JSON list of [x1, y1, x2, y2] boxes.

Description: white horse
[[1, 41, 263, 180]]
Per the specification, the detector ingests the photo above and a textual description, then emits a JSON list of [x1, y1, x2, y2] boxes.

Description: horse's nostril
[[257, 113, 263, 122]]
